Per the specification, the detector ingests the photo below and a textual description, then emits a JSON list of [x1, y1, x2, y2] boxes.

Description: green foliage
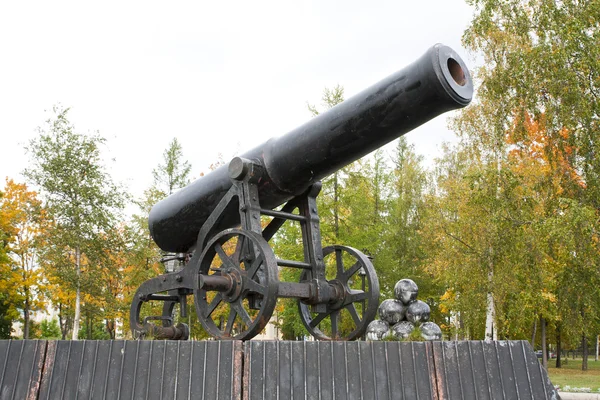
[[78, 318, 110, 340], [40, 318, 61, 339], [152, 138, 192, 196], [307, 85, 344, 117], [381, 327, 423, 342], [272, 220, 306, 339], [24, 105, 125, 244], [377, 139, 430, 300], [0, 294, 13, 339]]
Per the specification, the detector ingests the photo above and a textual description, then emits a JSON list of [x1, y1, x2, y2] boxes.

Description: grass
[[546, 358, 600, 392]]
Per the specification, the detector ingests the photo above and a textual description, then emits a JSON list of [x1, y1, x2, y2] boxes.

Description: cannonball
[[391, 321, 415, 340], [366, 319, 390, 341], [406, 300, 430, 324], [378, 299, 406, 325], [394, 279, 419, 305], [420, 322, 442, 341]]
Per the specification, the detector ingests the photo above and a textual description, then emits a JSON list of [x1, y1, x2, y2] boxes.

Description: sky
[[0, 0, 476, 206]]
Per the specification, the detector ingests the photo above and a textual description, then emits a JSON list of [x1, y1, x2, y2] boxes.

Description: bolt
[[176, 275, 183, 282]]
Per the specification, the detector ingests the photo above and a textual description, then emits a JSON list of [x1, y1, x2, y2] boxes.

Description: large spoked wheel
[[299, 245, 379, 340], [194, 229, 278, 340]]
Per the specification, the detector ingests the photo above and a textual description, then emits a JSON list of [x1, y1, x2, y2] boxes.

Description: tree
[[378, 138, 428, 299], [422, 143, 494, 340], [0, 179, 48, 338], [25, 105, 125, 340], [152, 138, 192, 196], [40, 318, 61, 339], [458, 0, 600, 365]]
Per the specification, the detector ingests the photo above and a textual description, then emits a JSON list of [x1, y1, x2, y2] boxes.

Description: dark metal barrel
[[150, 44, 473, 252]]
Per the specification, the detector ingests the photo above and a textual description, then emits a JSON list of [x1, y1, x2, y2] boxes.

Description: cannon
[[130, 44, 473, 341]]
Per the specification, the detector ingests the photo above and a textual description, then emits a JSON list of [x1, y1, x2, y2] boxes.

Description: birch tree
[[25, 105, 124, 340]]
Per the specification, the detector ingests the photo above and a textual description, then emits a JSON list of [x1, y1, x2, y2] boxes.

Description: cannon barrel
[[150, 44, 473, 252]]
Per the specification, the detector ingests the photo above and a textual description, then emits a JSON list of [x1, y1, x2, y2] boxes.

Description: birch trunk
[[485, 268, 496, 340], [531, 318, 537, 347], [485, 150, 502, 342], [72, 246, 81, 340], [541, 316, 547, 369]]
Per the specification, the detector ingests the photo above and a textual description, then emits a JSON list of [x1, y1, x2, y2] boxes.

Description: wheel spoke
[[232, 302, 253, 327], [331, 310, 339, 338], [347, 303, 362, 326], [246, 255, 264, 279], [309, 310, 332, 328], [336, 249, 344, 278], [206, 293, 223, 317], [246, 279, 266, 296], [215, 243, 237, 270], [346, 289, 368, 304], [232, 235, 246, 263], [225, 308, 237, 335], [344, 261, 362, 280]]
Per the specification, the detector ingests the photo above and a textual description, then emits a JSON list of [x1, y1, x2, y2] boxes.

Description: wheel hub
[[221, 268, 244, 302], [328, 279, 346, 310]]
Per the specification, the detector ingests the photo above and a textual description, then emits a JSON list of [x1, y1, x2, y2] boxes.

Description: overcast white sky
[[0, 0, 476, 205]]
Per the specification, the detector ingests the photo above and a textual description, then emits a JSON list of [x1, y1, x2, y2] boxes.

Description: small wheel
[[194, 229, 278, 340], [299, 245, 380, 340]]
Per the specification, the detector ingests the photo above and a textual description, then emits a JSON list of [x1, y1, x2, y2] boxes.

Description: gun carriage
[[130, 44, 473, 341]]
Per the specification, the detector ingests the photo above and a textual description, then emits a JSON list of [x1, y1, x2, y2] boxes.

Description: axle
[[199, 272, 344, 306]]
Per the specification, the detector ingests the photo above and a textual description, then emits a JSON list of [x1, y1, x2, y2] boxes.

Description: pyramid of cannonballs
[[366, 278, 442, 341]]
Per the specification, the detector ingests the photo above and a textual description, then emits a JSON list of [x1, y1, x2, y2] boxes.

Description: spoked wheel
[[299, 245, 379, 340], [194, 229, 278, 340]]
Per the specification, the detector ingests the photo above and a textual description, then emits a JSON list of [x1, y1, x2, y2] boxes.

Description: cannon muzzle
[[150, 44, 473, 252]]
